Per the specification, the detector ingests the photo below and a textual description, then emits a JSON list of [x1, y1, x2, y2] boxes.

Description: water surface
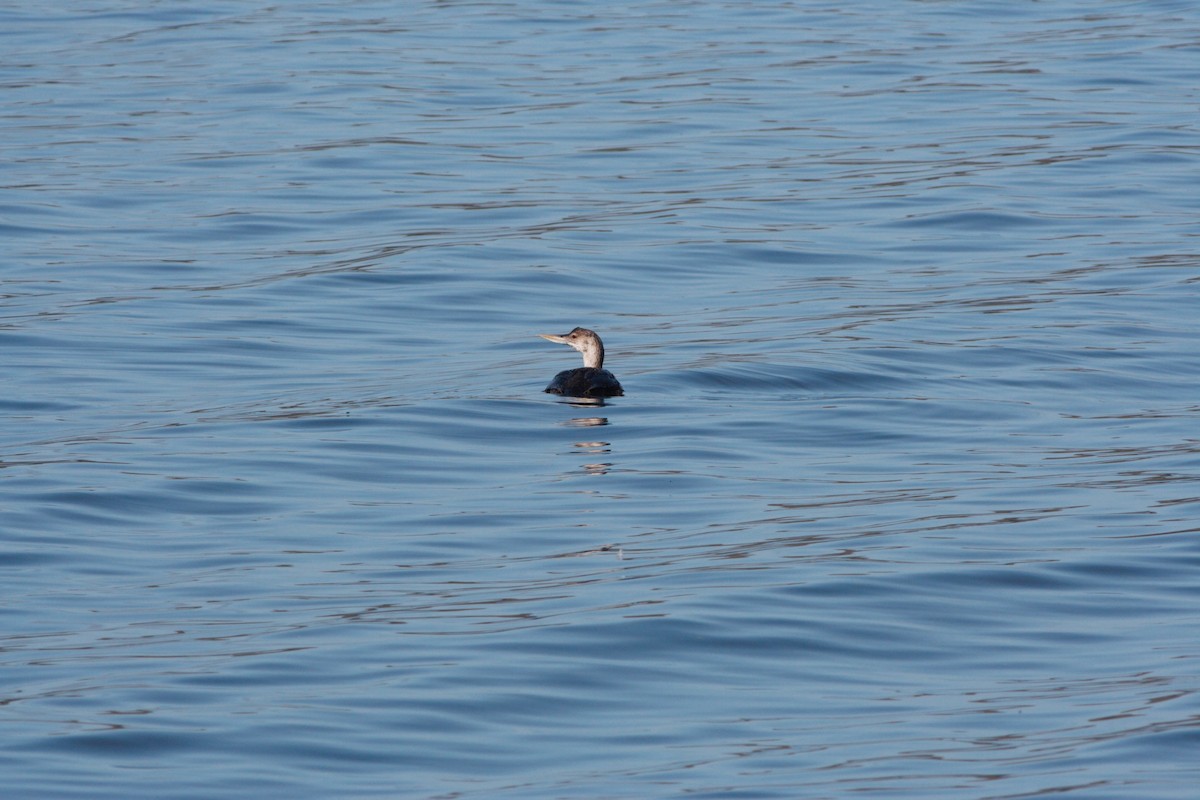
[[2, 2, 1199, 798]]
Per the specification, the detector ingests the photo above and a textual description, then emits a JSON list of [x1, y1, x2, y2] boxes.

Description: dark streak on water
[[2, 2, 1199, 799]]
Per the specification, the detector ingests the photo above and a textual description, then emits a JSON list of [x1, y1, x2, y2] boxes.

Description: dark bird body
[[538, 327, 624, 398], [545, 366, 623, 398]]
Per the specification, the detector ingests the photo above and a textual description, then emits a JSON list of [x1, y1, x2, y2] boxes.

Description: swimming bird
[[538, 327, 624, 398]]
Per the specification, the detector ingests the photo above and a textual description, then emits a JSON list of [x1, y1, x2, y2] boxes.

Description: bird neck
[[581, 343, 604, 369]]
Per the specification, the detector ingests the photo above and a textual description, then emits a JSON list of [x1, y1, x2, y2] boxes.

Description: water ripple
[[3, 2, 1199, 799]]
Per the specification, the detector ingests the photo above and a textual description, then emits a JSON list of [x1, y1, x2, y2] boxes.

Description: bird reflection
[[545, 393, 615, 477], [561, 416, 608, 428]]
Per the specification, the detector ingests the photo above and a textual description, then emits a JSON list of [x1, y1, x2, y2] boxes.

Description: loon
[[538, 327, 624, 398]]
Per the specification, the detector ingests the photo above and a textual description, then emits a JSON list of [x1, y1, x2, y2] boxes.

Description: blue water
[[3, 2, 1199, 798]]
